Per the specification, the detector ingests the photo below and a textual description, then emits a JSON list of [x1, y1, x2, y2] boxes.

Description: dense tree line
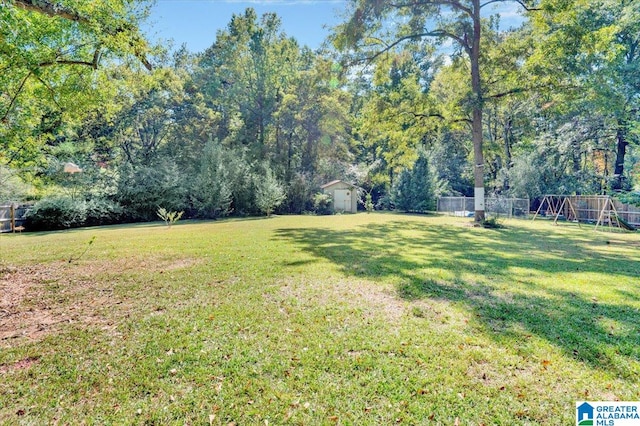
[[1, 0, 638, 229]]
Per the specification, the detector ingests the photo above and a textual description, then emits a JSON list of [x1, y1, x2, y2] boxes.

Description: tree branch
[[1, 72, 32, 123], [13, 0, 84, 21], [12, 0, 152, 71], [487, 82, 574, 100], [480, 0, 540, 11], [37, 47, 103, 69], [406, 111, 472, 126], [389, 0, 473, 17], [39, 59, 94, 68], [358, 30, 468, 64]]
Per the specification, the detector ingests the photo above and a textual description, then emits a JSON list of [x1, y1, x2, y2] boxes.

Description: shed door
[[334, 189, 351, 212]]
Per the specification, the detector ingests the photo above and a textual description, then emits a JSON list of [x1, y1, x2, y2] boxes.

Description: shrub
[[313, 192, 333, 215], [255, 167, 286, 217], [116, 161, 187, 222], [26, 197, 87, 231], [157, 207, 184, 227], [85, 198, 123, 226], [285, 173, 313, 214], [364, 192, 374, 213], [481, 215, 505, 229]]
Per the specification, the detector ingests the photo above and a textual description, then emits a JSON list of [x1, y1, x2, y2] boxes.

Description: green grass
[[1, 214, 639, 425]]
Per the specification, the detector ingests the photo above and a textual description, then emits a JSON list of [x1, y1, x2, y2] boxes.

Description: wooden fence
[[534, 195, 640, 228], [0, 204, 30, 233]]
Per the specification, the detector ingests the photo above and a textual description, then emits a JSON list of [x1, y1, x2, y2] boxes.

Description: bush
[[285, 173, 313, 214], [255, 167, 286, 217], [616, 191, 640, 207], [26, 197, 87, 231], [85, 198, 123, 226], [313, 192, 333, 215], [116, 161, 187, 222]]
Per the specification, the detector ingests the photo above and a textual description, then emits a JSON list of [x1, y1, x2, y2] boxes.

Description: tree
[[334, 0, 539, 221], [191, 139, 233, 219], [197, 8, 352, 211], [355, 51, 437, 187], [392, 149, 438, 213], [255, 166, 286, 217], [1, 0, 153, 176], [526, 0, 640, 191]]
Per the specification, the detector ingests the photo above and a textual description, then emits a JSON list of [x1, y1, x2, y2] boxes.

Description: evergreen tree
[[392, 151, 437, 213], [191, 140, 233, 218], [255, 166, 286, 217]]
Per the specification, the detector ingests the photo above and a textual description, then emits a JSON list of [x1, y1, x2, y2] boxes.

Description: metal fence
[[437, 197, 530, 218], [0, 204, 31, 233]]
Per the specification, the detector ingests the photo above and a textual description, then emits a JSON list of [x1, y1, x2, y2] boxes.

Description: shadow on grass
[[275, 220, 640, 378]]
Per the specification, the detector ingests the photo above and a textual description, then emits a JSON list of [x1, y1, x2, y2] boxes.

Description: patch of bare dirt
[[1, 264, 68, 342], [277, 277, 406, 322], [0, 356, 40, 374], [0, 257, 200, 345]]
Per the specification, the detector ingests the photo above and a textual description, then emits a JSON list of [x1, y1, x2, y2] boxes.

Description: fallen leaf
[[454, 417, 460, 425], [328, 415, 339, 422]]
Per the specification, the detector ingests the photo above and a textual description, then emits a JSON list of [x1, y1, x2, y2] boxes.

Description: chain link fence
[[437, 197, 530, 218]]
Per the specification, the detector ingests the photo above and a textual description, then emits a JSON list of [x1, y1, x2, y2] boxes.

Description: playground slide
[[615, 214, 638, 231]]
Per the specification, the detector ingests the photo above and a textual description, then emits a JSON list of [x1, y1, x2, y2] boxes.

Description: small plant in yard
[[364, 192, 374, 213], [68, 236, 96, 263], [480, 215, 504, 229], [157, 207, 184, 227]]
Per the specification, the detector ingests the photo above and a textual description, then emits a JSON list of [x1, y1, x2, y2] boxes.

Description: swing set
[[532, 195, 638, 231]]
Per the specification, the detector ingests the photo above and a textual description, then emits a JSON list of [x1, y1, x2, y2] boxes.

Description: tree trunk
[[612, 119, 628, 191], [471, 0, 485, 222]]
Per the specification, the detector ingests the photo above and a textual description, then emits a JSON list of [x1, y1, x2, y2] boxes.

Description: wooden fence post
[[10, 203, 15, 233]]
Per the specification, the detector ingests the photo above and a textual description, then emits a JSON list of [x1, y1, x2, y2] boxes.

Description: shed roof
[[320, 179, 357, 189]]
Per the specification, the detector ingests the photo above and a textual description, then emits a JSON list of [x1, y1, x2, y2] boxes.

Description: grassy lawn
[[1, 213, 639, 425]]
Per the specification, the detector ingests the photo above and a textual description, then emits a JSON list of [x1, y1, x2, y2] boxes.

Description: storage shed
[[320, 180, 359, 213]]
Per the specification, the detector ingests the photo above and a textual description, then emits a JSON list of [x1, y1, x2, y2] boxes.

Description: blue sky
[[146, 0, 526, 54], [146, 0, 348, 53]]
